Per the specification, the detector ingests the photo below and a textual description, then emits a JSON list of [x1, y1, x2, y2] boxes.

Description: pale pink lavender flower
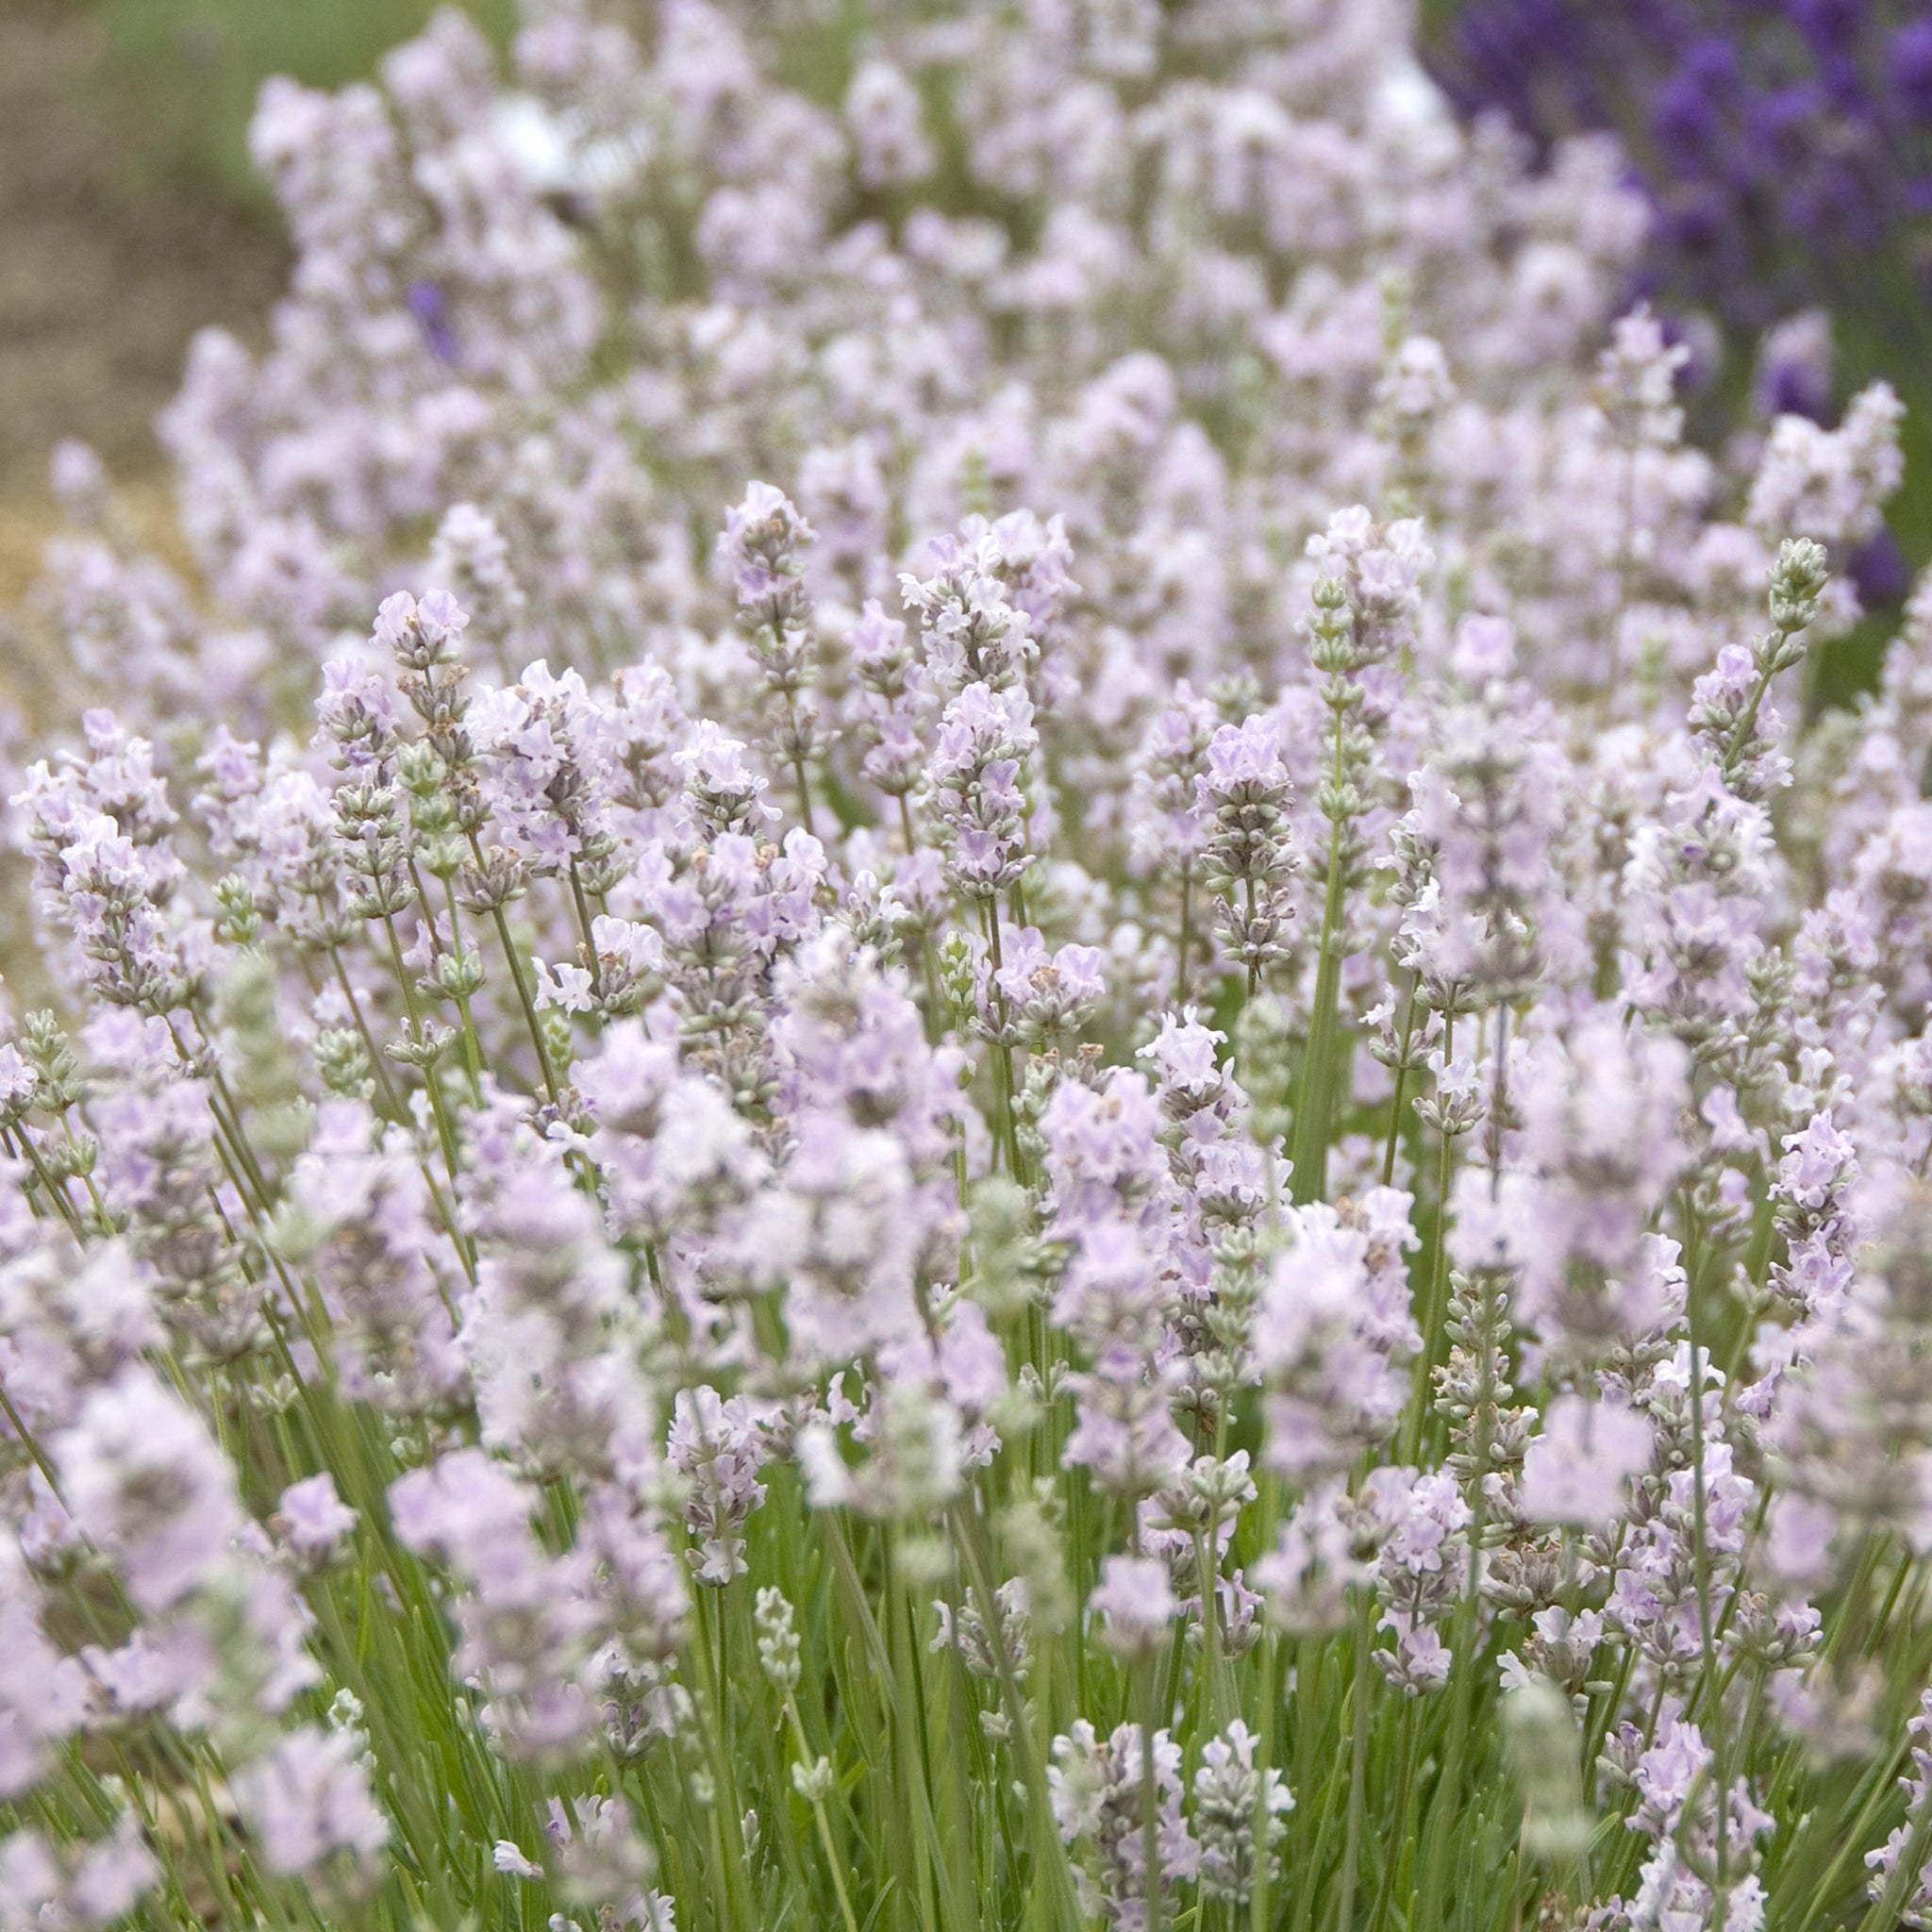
[[233, 1724, 390, 1886], [1252, 1201, 1413, 1480], [0, 1816, 157, 1931], [1191, 1720, 1291, 1907], [1868, 1690, 1932, 1923], [1049, 1720, 1199, 1931], [273, 1474, 359, 1566], [1090, 1555, 1176, 1659], [3, 2, 1932, 1924], [1521, 1395, 1654, 1526], [55, 1368, 240, 1612], [666, 1387, 769, 1587]]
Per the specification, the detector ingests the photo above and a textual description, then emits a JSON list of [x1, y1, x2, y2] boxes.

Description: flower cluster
[[2, 4, 1931, 1932]]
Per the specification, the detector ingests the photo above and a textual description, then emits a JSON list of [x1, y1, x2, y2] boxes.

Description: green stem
[[465, 833, 560, 1103], [325, 943, 407, 1119], [1291, 732, 1351, 1205], [952, 1499, 1085, 1932], [1291, 1635, 1324, 1932], [1366, 1700, 1420, 1932], [1176, 867, 1193, 1008], [1684, 1208, 1728, 1923], [1334, 1585, 1375, 1932], [1415, 1306, 1498, 1932], [1402, 1011, 1457, 1465], [12, 1129, 82, 1236], [1142, 1657, 1163, 1932], [441, 876, 487, 1106], [982, 907, 1024, 1179], [686, 1584, 759, 1931], [887, 1533, 945, 1932], [1249, 1611, 1280, 1932], [1720, 619, 1803, 784], [784, 1694, 862, 1932], [1379, 976, 1419, 1188], [1193, 1529, 1227, 1735], [1245, 1463, 1284, 1932]]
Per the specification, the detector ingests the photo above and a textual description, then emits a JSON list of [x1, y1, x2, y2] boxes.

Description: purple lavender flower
[[407, 281, 460, 364]]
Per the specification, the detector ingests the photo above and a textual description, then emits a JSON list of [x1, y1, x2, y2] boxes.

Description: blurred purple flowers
[[1437, 0, 1932, 331]]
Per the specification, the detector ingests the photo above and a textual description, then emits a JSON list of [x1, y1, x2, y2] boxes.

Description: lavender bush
[[4, 3, 1932, 1929]]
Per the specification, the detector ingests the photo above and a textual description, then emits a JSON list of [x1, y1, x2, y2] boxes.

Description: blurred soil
[[0, 0, 285, 602]]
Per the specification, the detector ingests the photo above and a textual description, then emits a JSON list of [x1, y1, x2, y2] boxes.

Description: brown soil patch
[[0, 0, 284, 600]]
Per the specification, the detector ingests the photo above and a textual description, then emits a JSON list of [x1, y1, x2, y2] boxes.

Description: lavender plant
[[5, 4, 1932, 1931]]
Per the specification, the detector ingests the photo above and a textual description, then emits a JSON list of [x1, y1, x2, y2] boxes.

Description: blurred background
[[1426, 0, 1932, 611], [8, 0, 1931, 682], [0, 0, 506, 595]]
